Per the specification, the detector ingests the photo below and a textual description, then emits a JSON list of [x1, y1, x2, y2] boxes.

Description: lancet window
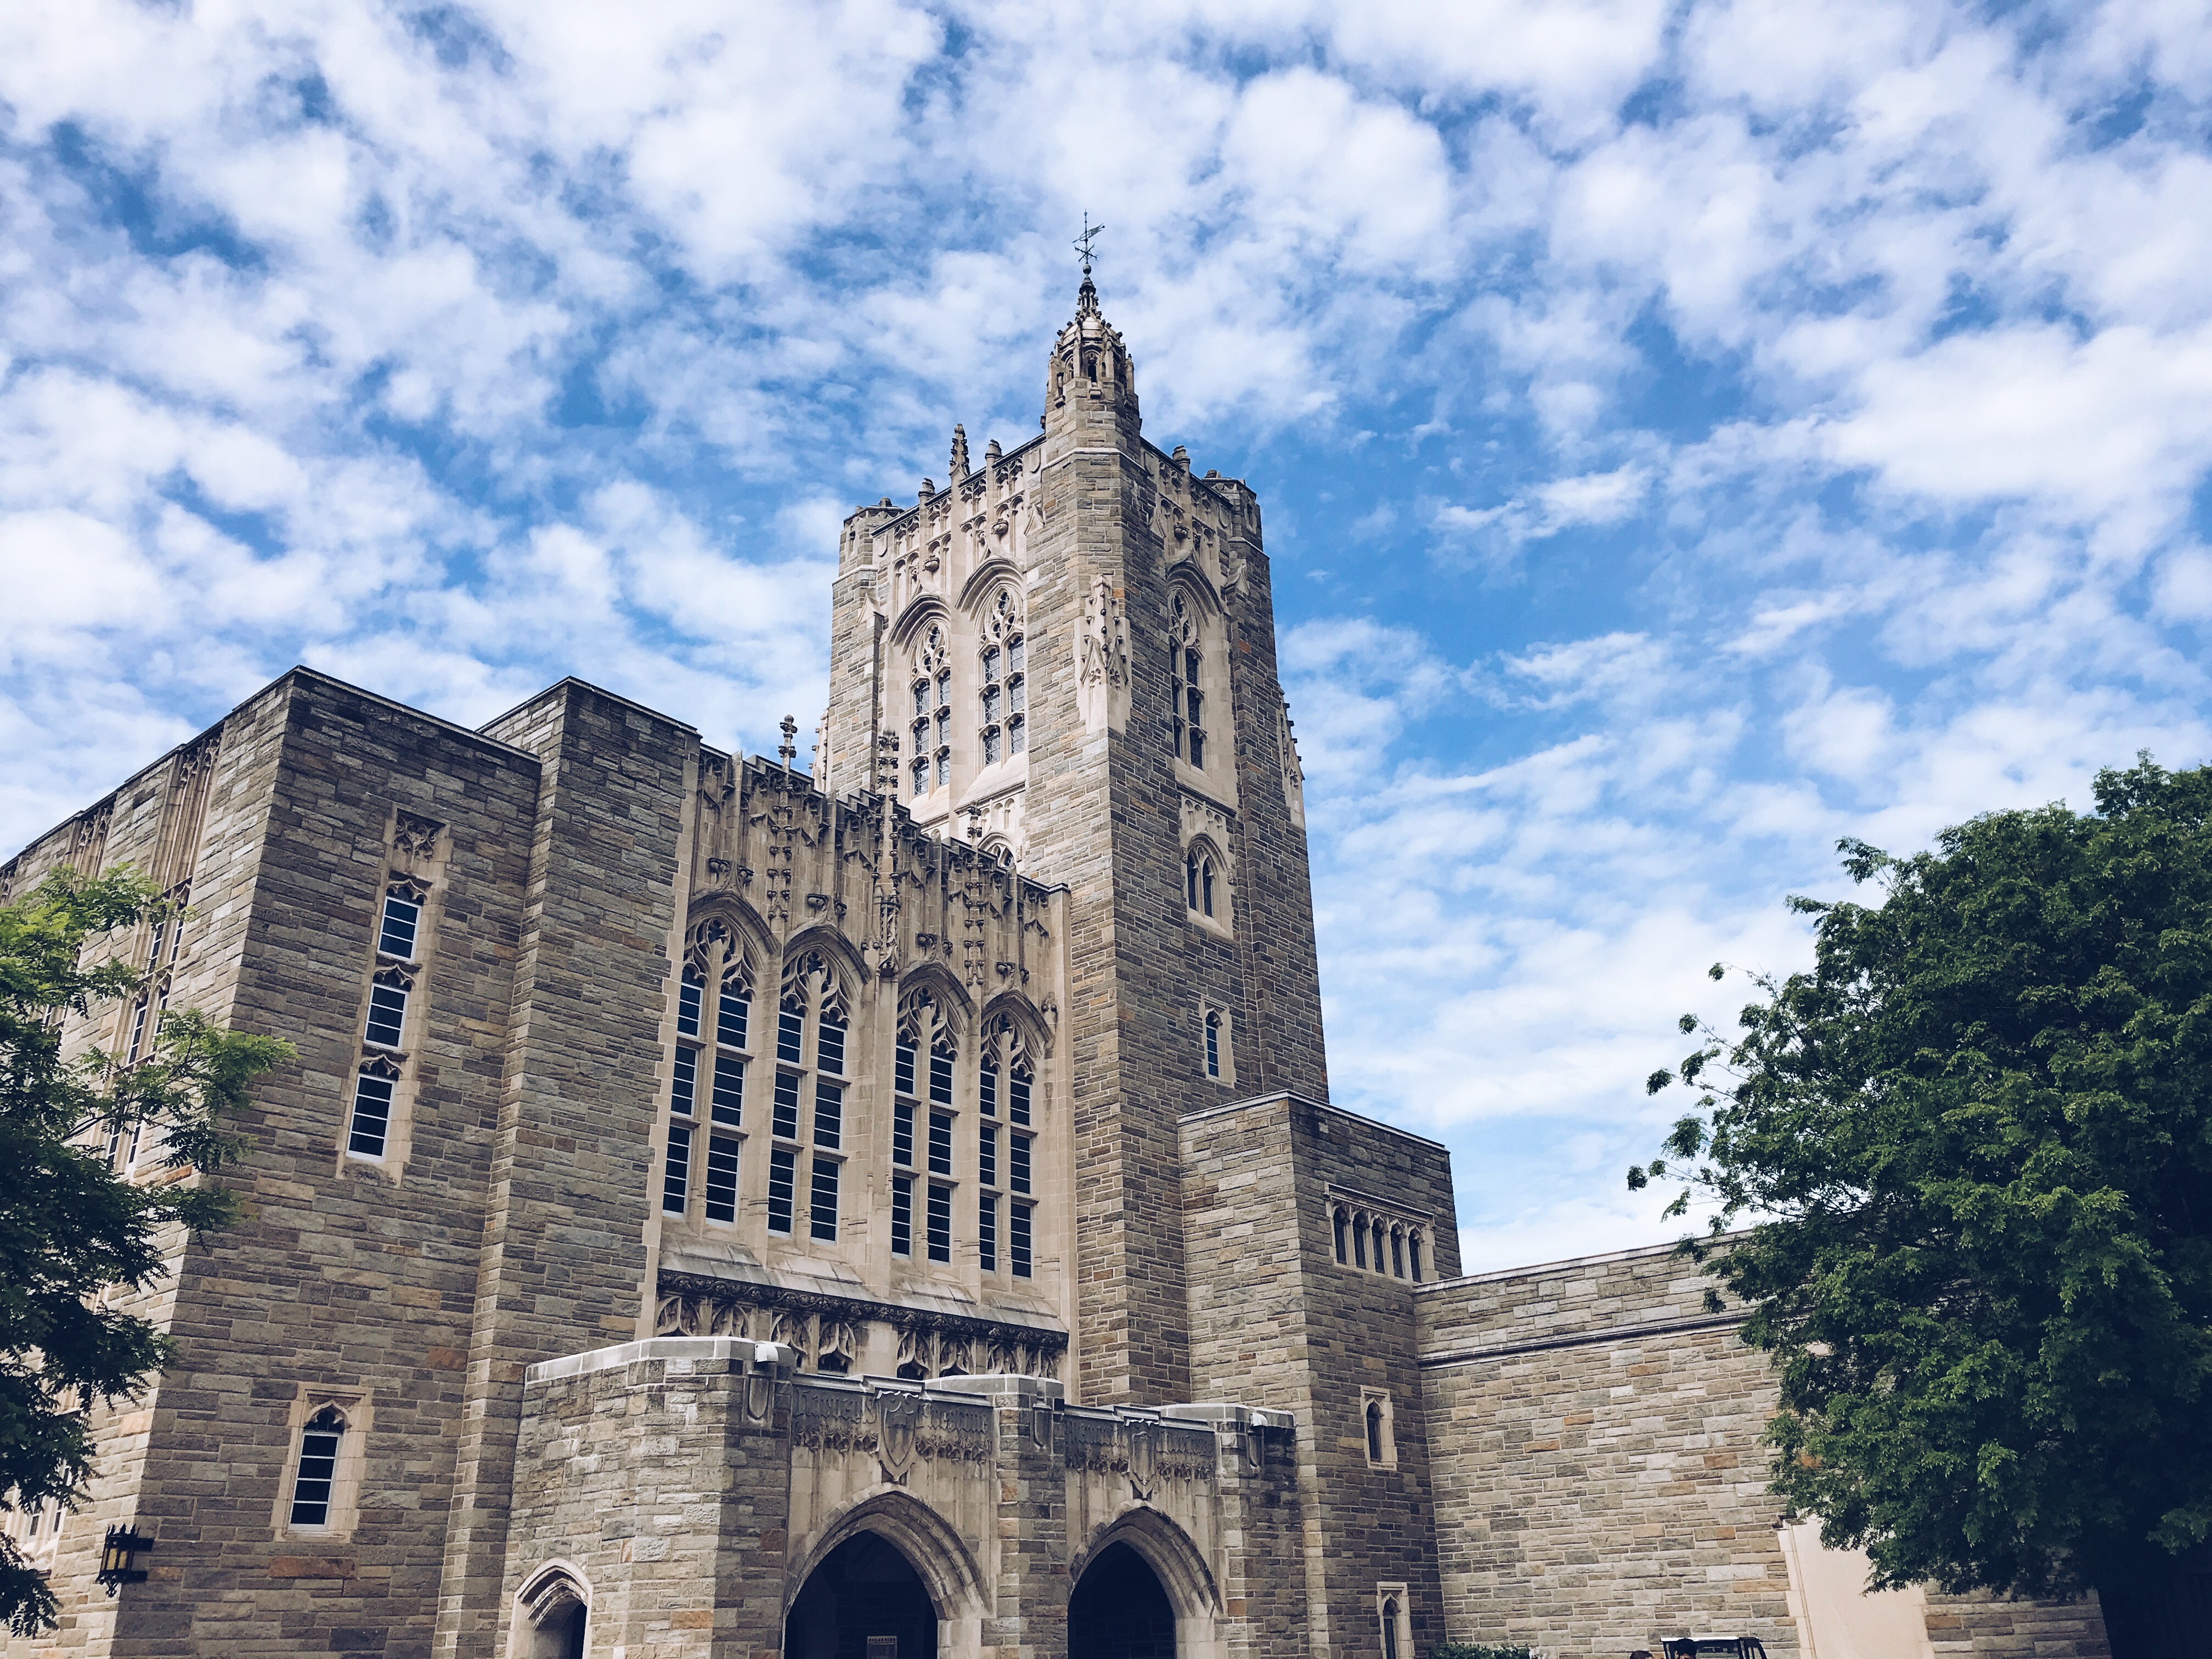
[[769, 951, 848, 1242], [662, 918, 754, 1224], [895, 989, 959, 1263], [978, 588, 1026, 765], [1332, 1204, 1423, 1282], [289, 1405, 347, 1528], [1186, 847, 1220, 919], [910, 624, 952, 796], [347, 874, 428, 1163], [1170, 590, 1205, 769], [978, 1015, 1039, 1279]]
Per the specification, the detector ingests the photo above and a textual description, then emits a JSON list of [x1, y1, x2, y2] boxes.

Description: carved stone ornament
[[1127, 1420, 1159, 1500], [391, 811, 443, 865], [878, 1389, 922, 1482], [1076, 574, 1132, 735]]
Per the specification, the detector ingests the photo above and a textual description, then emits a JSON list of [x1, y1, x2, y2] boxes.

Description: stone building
[[2, 276, 2112, 1659]]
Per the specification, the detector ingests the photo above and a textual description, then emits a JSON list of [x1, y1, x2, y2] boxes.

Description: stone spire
[[949, 423, 969, 480]]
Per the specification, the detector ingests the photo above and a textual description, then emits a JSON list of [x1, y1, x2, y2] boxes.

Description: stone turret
[[1043, 272, 1142, 460]]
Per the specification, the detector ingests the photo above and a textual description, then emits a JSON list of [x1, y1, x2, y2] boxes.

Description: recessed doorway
[[784, 1531, 939, 1659], [1069, 1540, 1176, 1659]]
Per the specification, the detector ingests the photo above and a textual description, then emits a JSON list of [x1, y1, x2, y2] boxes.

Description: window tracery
[[770, 951, 849, 1242], [910, 624, 952, 796], [1170, 590, 1205, 768], [663, 918, 754, 1224], [978, 588, 1026, 765], [1186, 847, 1220, 919]]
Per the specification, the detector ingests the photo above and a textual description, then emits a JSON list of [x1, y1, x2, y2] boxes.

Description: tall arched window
[[1391, 1226, 1406, 1279], [979, 589, 1026, 763], [1407, 1231, 1423, 1282], [1365, 1400, 1385, 1463], [1185, 849, 1218, 919], [1333, 1207, 1350, 1263], [770, 952, 848, 1242], [1353, 1212, 1368, 1268], [1169, 590, 1205, 768], [910, 625, 951, 795], [1204, 1010, 1222, 1078], [1381, 1598, 1401, 1659]]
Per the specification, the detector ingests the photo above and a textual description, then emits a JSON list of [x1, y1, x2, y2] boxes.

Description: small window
[[766, 1148, 796, 1233], [816, 1014, 845, 1076], [814, 1080, 843, 1149], [929, 1047, 955, 1106], [892, 1099, 915, 1167], [365, 982, 408, 1048], [1009, 713, 1026, 755], [891, 1175, 913, 1256], [776, 1002, 804, 1065], [1374, 1218, 1387, 1272], [1205, 1012, 1221, 1079], [662, 1124, 691, 1215], [809, 1158, 839, 1242], [1391, 1228, 1406, 1278], [1010, 1202, 1032, 1278], [676, 969, 702, 1038], [979, 1124, 997, 1188], [772, 1073, 801, 1139], [710, 1052, 744, 1125], [979, 1194, 997, 1272], [348, 1073, 394, 1158], [378, 891, 421, 961], [289, 1407, 346, 1527], [979, 1059, 998, 1118], [1009, 1066, 1031, 1127], [704, 1135, 739, 1223], [926, 1183, 952, 1263], [1009, 1133, 1031, 1195], [895, 1039, 917, 1096], [1203, 860, 1216, 916], [1408, 1232, 1423, 1282], [1333, 1207, 1349, 1265], [928, 1111, 953, 1177], [1364, 1392, 1396, 1468], [1354, 1216, 1368, 1269], [670, 1047, 697, 1118], [126, 996, 150, 1065], [1366, 1400, 1384, 1462], [1381, 1598, 1402, 1659]]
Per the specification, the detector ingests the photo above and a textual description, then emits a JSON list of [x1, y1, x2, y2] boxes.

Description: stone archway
[[786, 1531, 938, 1659], [1069, 1541, 1176, 1659], [784, 1487, 988, 1659]]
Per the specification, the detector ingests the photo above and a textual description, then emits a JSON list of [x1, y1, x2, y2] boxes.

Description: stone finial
[[964, 805, 984, 844], [777, 714, 798, 769], [918, 478, 935, 501], [1171, 445, 1189, 467], [950, 424, 969, 480], [985, 437, 1001, 464]]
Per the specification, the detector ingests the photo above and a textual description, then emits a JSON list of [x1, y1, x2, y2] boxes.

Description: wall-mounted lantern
[[95, 1526, 153, 1594]]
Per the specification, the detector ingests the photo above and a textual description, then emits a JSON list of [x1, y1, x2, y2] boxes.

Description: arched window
[[1391, 1227, 1406, 1279], [289, 1405, 347, 1527], [1204, 1010, 1222, 1078], [1333, 1207, 1350, 1264], [770, 952, 848, 1242], [1373, 1217, 1387, 1273], [911, 624, 951, 796], [1185, 849, 1218, 919], [1365, 1400, 1385, 1463], [1169, 590, 1205, 768], [979, 589, 1026, 763], [1407, 1231, 1423, 1282], [1353, 1212, 1368, 1269], [1381, 1597, 1401, 1659]]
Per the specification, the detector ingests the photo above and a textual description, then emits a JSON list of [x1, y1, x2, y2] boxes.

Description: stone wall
[[1415, 1240, 2112, 1659]]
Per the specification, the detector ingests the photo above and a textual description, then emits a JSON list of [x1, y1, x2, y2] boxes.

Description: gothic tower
[[825, 273, 1327, 1405]]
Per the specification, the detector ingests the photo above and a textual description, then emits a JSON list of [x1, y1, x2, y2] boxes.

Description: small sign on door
[[866, 1640, 898, 1658]]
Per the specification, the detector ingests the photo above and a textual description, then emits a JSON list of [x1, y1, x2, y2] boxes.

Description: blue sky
[[5, 0, 2211, 1269]]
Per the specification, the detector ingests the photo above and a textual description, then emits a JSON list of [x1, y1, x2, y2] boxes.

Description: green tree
[[0, 869, 291, 1634], [1633, 758, 2212, 1656]]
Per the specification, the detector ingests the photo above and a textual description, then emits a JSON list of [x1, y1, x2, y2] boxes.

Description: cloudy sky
[[5, 0, 2210, 1269]]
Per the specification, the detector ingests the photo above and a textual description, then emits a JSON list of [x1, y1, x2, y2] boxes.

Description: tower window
[[671, 1046, 697, 1118], [1392, 1227, 1406, 1278], [718, 972, 749, 1048], [979, 1124, 997, 1188], [365, 980, 408, 1049], [378, 889, 421, 961], [1186, 852, 1220, 919], [1408, 1232, 1423, 1282], [927, 1182, 952, 1262], [704, 1135, 739, 1223], [776, 997, 804, 1064], [1333, 1207, 1350, 1264], [891, 1174, 913, 1256], [1170, 590, 1205, 767], [710, 1051, 744, 1126], [979, 590, 1025, 770], [772, 1071, 801, 1138], [814, 1079, 843, 1149], [979, 1194, 997, 1272], [1009, 1133, 1031, 1195], [766, 1148, 796, 1233], [1366, 1400, 1384, 1462], [1205, 1011, 1221, 1078], [1010, 1201, 1032, 1278], [676, 968, 702, 1037], [348, 1073, 394, 1158], [289, 1407, 347, 1528], [810, 1156, 839, 1242], [928, 1111, 953, 1177], [662, 1123, 691, 1215]]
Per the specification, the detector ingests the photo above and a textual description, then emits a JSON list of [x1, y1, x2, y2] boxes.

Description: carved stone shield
[[878, 1391, 922, 1484], [1127, 1420, 1159, 1500]]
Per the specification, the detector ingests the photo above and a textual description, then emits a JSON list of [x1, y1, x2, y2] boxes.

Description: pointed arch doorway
[[1069, 1541, 1177, 1659], [784, 1531, 939, 1659]]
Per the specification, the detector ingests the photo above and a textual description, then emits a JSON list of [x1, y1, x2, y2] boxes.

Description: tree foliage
[[1632, 758, 2212, 1618], [0, 870, 291, 1634]]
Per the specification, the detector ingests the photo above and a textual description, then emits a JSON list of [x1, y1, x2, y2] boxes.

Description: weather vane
[[1074, 213, 1106, 276]]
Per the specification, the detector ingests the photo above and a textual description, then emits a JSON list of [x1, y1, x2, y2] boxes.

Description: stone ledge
[[524, 1336, 798, 1386]]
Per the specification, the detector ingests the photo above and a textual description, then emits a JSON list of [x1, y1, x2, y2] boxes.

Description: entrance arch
[[785, 1531, 938, 1659], [1070, 1541, 1176, 1658]]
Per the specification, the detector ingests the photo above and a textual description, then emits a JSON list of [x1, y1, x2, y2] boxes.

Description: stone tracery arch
[[783, 1485, 989, 1643], [1070, 1502, 1223, 1652]]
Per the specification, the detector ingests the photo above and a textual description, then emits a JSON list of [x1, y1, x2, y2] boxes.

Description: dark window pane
[[929, 1049, 954, 1105], [772, 1073, 800, 1139], [891, 1175, 912, 1256], [935, 674, 950, 708], [662, 1124, 691, 1215], [1008, 637, 1024, 674], [928, 1111, 953, 1177], [895, 1040, 916, 1096], [1190, 727, 1205, 769], [379, 894, 420, 960], [810, 1158, 839, 1242], [365, 982, 408, 1048], [1011, 1203, 1032, 1278], [671, 1045, 697, 1117], [913, 681, 928, 716], [816, 1015, 845, 1075], [1010, 1133, 1031, 1195], [677, 971, 702, 1037], [1187, 857, 1198, 910], [1009, 715, 1025, 755], [983, 727, 1000, 765], [777, 1003, 804, 1065], [927, 1183, 952, 1263], [704, 1135, 739, 1222], [718, 984, 749, 1048], [979, 1124, 997, 1188], [1205, 1015, 1219, 1078], [766, 1148, 795, 1233], [1009, 1069, 1031, 1127], [710, 1052, 744, 1125], [935, 752, 949, 789], [348, 1073, 393, 1157], [983, 685, 1001, 722], [982, 646, 1000, 682], [979, 1195, 997, 1272], [814, 1080, 843, 1149], [290, 1430, 342, 1526], [893, 1099, 915, 1166], [979, 1061, 997, 1118], [1009, 675, 1024, 714]]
